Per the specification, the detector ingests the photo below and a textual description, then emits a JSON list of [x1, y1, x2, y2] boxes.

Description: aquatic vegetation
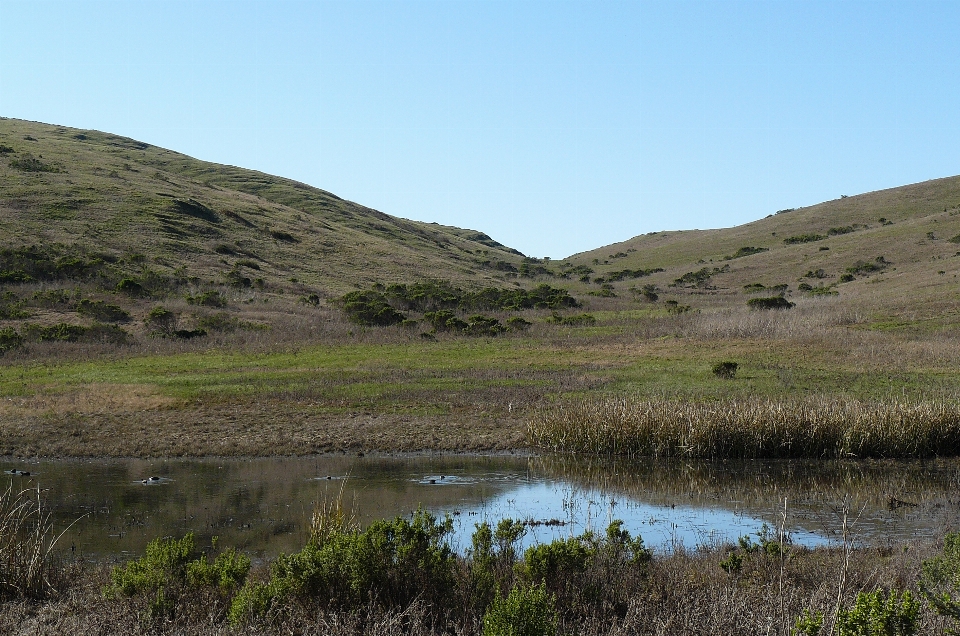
[[0, 483, 68, 600], [528, 396, 960, 459]]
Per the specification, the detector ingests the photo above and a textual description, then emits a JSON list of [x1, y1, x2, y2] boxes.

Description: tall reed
[[0, 482, 68, 600], [528, 395, 960, 459]]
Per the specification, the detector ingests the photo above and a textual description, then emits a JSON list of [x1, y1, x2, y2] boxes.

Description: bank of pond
[[4, 454, 960, 634]]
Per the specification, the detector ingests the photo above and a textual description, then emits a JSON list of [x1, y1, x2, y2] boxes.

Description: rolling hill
[[0, 117, 527, 297], [565, 175, 960, 325]]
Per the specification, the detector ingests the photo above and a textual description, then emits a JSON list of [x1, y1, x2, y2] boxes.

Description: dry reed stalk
[[0, 482, 71, 600], [528, 395, 960, 458]]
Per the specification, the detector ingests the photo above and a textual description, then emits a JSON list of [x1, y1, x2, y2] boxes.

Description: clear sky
[[2, 1, 959, 258]]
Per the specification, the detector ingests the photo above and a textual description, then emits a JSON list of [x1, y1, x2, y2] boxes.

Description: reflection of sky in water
[[414, 475, 829, 553], [7, 456, 955, 560]]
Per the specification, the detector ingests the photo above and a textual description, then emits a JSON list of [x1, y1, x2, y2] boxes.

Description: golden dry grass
[[529, 395, 960, 459]]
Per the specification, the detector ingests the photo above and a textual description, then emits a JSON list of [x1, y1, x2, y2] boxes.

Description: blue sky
[[2, 1, 959, 258]]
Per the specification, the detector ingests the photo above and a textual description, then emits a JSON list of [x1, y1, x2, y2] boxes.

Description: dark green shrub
[[229, 508, 454, 625], [846, 257, 890, 277], [725, 246, 768, 260], [920, 532, 960, 628], [172, 329, 207, 340], [839, 273, 855, 283], [424, 309, 468, 332], [0, 328, 23, 354], [747, 296, 794, 310], [22, 323, 88, 343], [116, 278, 145, 296], [588, 284, 616, 297], [340, 290, 407, 326], [835, 589, 919, 636], [470, 519, 527, 612], [224, 268, 252, 288], [712, 361, 738, 379], [506, 316, 532, 331], [604, 267, 664, 281], [29, 289, 72, 308], [187, 291, 227, 308], [672, 266, 727, 288], [75, 299, 130, 323], [213, 244, 237, 255], [466, 315, 507, 336], [546, 313, 597, 326], [481, 582, 558, 636], [145, 306, 177, 333], [299, 293, 321, 306], [783, 234, 824, 245], [9, 154, 58, 172], [107, 533, 249, 621], [664, 300, 691, 315]]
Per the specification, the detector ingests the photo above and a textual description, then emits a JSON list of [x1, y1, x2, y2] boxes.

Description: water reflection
[[4, 454, 959, 561]]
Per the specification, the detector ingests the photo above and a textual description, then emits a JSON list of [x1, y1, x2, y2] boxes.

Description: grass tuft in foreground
[[0, 482, 70, 601], [528, 396, 960, 459]]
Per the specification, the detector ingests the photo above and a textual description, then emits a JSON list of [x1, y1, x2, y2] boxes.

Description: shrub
[[481, 582, 558, 636], [466, 315, 507, 336], [196, 313, 266, 333], [604, 267, 664, 281], [340, 290, 407, 326], [299, 293, 321, 306], [115, 278, 145, 296], [0, 328, 23, 354], [229, 508, 454, 625], [839, 273, 855, 283], [834, 590, 919, 636], [75, 299, 130, 323], [672, 266, 727, 288], [712, 361, 738, 379], [424, 309, 468, 332], [506, 316, 532, 331], [172, 328, 207, 340], [725, 246, 768, 260], [664, 300, 691, 315], [920, 532, 960, 629], [145, 307, 178, 335], [22, 323, 88, 343], [747, 296, 794, 310], [546, 313, 597, 326], [107, 533, 249, 621], [783, 234, 824, 244], [9, 154, 58, 172], [187, 291, 227, 308]]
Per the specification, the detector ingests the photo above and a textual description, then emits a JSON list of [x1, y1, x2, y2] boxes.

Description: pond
[[4, 454, 960, 561]]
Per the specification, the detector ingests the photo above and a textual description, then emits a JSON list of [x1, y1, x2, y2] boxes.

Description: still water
[[5, 454, 960, 560]]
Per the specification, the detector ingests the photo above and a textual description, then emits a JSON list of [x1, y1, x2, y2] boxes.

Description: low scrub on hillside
[[338, 281, 581, 333]]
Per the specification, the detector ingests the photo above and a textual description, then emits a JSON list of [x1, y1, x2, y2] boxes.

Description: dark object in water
[[888, 496, 918, 510], [429, 479, 437, 484], [19, 471, 30, 476]]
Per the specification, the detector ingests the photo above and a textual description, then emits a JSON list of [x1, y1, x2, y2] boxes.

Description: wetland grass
[[528, 396, 960, 459], [0, 482, 71, 601]]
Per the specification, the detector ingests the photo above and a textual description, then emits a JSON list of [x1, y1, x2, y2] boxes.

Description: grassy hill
[[564, 177, 960, 327], [0, 117, 527, 295]]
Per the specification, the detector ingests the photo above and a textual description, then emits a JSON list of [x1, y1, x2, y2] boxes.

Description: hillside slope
[[566, 176, 960, 324], [0, 117, 526, 296]]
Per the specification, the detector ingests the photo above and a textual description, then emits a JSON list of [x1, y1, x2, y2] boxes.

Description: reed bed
[[528, 395, 960, 459], [0, 482, 68, 600]]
